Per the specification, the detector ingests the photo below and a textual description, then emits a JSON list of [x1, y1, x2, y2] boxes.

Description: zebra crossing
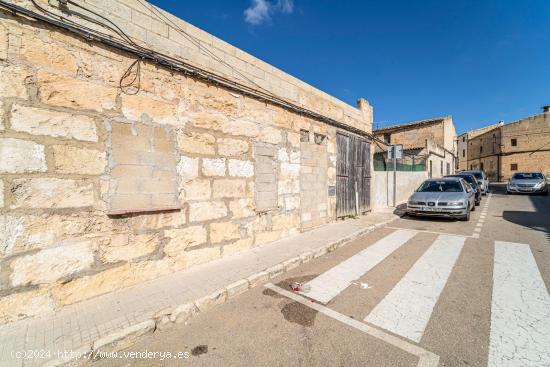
[[276, 229, 550, 366]]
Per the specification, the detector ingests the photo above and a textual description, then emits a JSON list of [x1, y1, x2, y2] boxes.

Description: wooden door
[[336, 133, 371, 217]]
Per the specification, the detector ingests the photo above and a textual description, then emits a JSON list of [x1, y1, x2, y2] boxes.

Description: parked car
[[407, 177, 476, 221], [446, 173, 481, 206], [462, 170, 489, 195], [507, 172, 548, 195]]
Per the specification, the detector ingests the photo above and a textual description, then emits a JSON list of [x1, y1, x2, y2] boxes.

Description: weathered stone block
[[189, 201, 227, 222], [229, 198, 254, 219], [0, 180, 3, 208], [11, 178, 95, 209], [177, 130, 215, 154], [100, 233, 158, 263], [177, 156, 199, 182], [0, 64, 31, 99], [52, 145, 107, 175], [202, 158, 226, 176], [217, 138, 249, 156], [10, 104, 98, 142], [10, 240, 94, 286], [191, 112, 227, 130], [259, 127, 283, 144], [281, 162, 300, 178], [210, 221, 241, 243], [0, 289, 55, 323], [180, 179, 211, 201], [37, 71, 117, 111], [222, 119, 260, 137], [255, 230, 282, 246], [272, 213, 300, 231], [212, 179, 247, 198], [228, 159, 254, 177], [164, 226, 208, 257], [0, 138, 47, 173]]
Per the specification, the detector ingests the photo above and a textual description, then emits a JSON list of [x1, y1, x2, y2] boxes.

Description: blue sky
[[149, 0, 550, 134]]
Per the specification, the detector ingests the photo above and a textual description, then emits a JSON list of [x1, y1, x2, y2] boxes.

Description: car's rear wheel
[[471, 203, 475, 211]]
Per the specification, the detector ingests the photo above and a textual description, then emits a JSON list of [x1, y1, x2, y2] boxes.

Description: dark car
[[461, 170, 489, 195], [446, 174, 481, 206]]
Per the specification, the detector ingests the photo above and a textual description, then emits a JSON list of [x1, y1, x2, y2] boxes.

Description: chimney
[[543, 105, 550, 113], [498, 120, 504, 126]]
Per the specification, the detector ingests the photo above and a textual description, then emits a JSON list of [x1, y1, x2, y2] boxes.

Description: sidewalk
[[0, 209, 400, 367]]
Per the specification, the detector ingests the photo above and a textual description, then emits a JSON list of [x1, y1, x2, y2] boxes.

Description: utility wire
[[1, 0, 388, 145]]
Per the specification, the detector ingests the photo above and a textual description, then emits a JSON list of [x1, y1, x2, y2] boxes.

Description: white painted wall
[[372, 171, 428, 209]]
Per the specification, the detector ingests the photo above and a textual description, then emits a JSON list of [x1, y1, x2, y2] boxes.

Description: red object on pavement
[[290, 282, 302, 292]]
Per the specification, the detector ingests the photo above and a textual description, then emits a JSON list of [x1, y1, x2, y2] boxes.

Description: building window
[[462, 149, 465, 157], [440, 161, 443, 175], [511, 138, 517, 147], [300, 129, 309, 142], [470, 164, 473, 170], [480, 146, 483, 154], [480, 162, 484, 170], [462, 136, 465, 142], [446, 162, 450, 175], [429, 160, 433, 178], [511, 163, 518, 171], [314, 133, 326, 145], [384, 133, 391, 143]]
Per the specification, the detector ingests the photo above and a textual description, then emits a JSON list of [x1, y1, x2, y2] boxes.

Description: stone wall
[[0, 3, 372, 324]]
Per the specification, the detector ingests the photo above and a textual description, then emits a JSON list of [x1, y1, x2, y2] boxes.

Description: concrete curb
[[47, 214, 400, 366]]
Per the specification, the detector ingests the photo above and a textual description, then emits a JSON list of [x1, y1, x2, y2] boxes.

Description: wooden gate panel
[[336, 133, 371, 217]]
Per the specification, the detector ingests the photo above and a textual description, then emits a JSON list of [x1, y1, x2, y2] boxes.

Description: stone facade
[[457, 121, 503, 172], [373, 116, 457, 178], [464, 111, 550, 181], [0, 1, 372, 323]]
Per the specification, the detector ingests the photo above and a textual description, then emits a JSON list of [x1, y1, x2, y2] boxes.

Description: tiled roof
[[373, 116, 449, 133]]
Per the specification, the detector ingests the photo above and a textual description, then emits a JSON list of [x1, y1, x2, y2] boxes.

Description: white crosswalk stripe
[[302, 229, 418, 304], [364, 234, 465, 342], [488, 241, 550, 367]]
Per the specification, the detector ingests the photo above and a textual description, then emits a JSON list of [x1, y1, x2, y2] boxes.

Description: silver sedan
[[507, 172, 548, 195], [406, 177, 476, 221]]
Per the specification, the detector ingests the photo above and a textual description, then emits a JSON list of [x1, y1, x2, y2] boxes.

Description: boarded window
[[511, 163, 518, 171], [300, 129, 310, 142], [108, 122, 179, 215], [511, 138, 517, 147], [314, 133, 326, 145], [254, 143, 278, 211]]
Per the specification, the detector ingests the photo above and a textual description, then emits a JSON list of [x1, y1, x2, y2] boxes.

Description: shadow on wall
[[495, 184, 550, 242]]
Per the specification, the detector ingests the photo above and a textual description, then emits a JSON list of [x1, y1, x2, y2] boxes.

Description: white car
[[462, 170, 489, 195]]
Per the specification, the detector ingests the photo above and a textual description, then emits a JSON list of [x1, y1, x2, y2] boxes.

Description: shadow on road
[[492, 183, 550, 242]]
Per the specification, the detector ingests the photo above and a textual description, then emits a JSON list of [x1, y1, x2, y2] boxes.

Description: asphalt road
[[93, 184, 550, 367]]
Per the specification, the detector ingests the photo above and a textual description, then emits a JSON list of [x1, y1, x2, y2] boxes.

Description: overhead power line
[[0, 0, 388, 145]]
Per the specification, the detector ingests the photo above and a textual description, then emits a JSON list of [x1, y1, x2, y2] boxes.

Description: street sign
[[387, 144, 403, 160]]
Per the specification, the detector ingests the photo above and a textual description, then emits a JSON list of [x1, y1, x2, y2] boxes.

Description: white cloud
[[244, 0, 294, 26], [277, 0, 294, 13], [244, 0, 272, 25]]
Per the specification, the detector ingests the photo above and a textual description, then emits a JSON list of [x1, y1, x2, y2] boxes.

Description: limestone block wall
[[0, 5, 372, 323]]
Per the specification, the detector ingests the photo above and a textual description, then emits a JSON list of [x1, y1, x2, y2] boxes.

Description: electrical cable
[[0, 0, 389, 145]]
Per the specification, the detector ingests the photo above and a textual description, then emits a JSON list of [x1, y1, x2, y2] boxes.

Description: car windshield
[[417, 180, 463, 192], [513, 173, 544, 180], [452, 175, 476, 186]]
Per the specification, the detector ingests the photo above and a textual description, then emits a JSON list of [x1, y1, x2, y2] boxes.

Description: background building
[[373, 116, 457, 178], [456, 121, 503, 171], [462, 107, 550, 181]]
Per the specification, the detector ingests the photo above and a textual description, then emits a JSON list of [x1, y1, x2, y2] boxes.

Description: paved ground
[[93, 185, 550, 367], [0, 208, 399, 367]]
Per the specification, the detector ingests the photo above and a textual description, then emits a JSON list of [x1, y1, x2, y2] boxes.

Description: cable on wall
[[0, 0, 389, 145]]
